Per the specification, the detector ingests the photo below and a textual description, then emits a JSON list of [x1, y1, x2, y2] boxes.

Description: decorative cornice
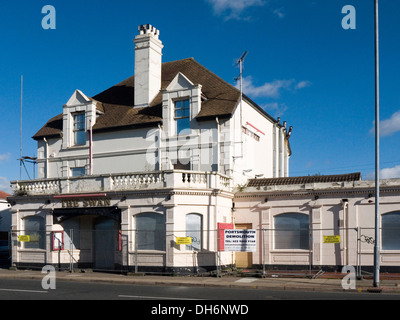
[[235, 185, 400, 200]]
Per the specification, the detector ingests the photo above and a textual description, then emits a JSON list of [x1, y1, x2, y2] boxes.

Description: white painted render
[[0, 199, 11, 233], [10, 24, 292, 272], [36, 92, 290, 186], [234, 179, 400, 269]]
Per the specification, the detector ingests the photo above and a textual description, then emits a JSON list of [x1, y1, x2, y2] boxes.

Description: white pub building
[[9, 25, 291, 272], [10, 24, 400, 275]]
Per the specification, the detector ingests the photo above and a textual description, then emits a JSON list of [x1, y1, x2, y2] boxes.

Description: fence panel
[[8, 225, 400, 276]]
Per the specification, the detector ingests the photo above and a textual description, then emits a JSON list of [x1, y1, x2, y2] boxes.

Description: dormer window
[[73, 112, 86, 145], [162, 73, 202, 139], [174, 99, 190, 134], [62, 90, 99, 150]]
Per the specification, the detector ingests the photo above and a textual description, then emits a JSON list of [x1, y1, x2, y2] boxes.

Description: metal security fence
[[7, 226, 400, 276], [9, 228, 223, 274], [260, 227, 364, 277]]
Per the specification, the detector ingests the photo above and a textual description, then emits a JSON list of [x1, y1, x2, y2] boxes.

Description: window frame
[[73, 112, 86, 146], [274, 213, 310, 250], [23, 215, 46, 250], [185, 213, 203, 251], [382, 211, 400, 250], [71, 167, 86, 177], [174, 99, 190, 135], [135, 213, 166, 251]]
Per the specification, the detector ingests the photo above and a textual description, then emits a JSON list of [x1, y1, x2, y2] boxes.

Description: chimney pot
[[138, 24, 160, 39]]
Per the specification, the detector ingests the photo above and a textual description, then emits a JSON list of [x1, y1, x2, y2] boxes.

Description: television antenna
[[234, 51, 248, 160], [234, 51, 248, 83], [20, 75, 23, 180]]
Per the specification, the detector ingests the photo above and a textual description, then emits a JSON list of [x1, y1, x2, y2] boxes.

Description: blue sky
[[1, 0, 400, 192]]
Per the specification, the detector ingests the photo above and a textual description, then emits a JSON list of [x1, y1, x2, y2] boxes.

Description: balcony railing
[[11, 170, 232, 196]]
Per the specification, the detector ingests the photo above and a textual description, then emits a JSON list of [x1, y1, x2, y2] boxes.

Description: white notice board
[[224, 229, 257, 252]]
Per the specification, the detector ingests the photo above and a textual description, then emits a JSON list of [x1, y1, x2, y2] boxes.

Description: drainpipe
[[216, 117, 220, 173], [342, 199, 349, 266], [273, 122, 277, 177], [43, 137, 48, 179], [158, 124, 162, 171], [215, 190, 219, 272], [279, 126, 284, 177], [89, 119, 93, 175]]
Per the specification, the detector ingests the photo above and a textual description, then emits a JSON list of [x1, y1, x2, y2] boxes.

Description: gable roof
[[33, 58, 276, 140], [247, 172, 362, 188]]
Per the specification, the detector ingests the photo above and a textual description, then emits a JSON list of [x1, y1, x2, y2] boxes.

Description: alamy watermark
[[41, 265, 56, 290], [144, 127, 234, 168], [342, 5, 356, 30], [341, 265, 357, 290], [40, 5, 357, 31], [41, 5, 56, 30]]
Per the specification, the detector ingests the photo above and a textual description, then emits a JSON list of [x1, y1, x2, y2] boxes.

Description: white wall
[[0, 200, 11, 232], [35, 77, 289, 187], [228, 99, 287, 186], [37, 117, 223, 179], [234, 179, 400, 269]]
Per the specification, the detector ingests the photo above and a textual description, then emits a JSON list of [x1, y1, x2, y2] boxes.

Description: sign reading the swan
[[224, 229, 257, 252], [60, 198, 111, 208]]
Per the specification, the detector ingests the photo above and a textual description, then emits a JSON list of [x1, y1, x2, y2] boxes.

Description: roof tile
[[247, 173, 362, 187], [33, 58, 274, 140]]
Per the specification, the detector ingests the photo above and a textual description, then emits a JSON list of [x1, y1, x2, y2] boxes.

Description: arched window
[[136, 213, 165, 251], [382, 211, 400, 250], [274, 213, 309, 250], [186, 213, 202, 251], [23, 215, 46, 249]]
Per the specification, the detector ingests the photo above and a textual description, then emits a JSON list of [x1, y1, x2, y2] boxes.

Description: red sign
[[217, 223, 234, 251]]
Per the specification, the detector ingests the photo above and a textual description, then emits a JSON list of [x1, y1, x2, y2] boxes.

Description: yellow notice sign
[[18, 235, 31, 242], [323, 235, 341, 244], [176, 237, 192, 245]]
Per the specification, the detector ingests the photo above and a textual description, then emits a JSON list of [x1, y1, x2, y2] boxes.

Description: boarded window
[[136, 213, 166, 251], [274, 213, 309, 250]]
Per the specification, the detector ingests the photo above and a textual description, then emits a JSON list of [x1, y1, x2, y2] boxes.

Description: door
[[235, 224, 253, 268], [93, 217, 117, 270]]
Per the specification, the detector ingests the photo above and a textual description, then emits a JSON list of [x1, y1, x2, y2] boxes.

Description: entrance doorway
[[93, 217, 117, 270], [235, 223, 253, 268]]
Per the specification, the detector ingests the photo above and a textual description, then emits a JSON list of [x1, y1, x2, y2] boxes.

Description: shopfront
[[9, 186, 234, 273], [9, 194, 122, 270]]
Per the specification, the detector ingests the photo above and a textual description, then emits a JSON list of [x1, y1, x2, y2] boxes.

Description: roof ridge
[[163, 57, 195, 65], [184, 57, 240, 93], [247, 172, 362, 187]]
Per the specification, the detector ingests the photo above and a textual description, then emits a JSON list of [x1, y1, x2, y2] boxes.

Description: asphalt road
[[0, 278, 399, 301]]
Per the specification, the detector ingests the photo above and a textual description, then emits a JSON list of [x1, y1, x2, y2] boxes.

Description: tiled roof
[[93, 58, 241, 119], [247, 172, 362, 187], [32, 114, 63, 140], [0, 191, 11, 199], [34, 58, 270, 140]]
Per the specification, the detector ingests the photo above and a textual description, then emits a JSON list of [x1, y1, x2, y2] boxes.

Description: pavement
[[0, 268, 400, 294]]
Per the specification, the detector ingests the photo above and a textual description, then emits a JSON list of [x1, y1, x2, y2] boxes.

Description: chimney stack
[[134, 24, 163, 108]]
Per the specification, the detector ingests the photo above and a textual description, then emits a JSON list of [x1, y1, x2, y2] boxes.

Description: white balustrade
[[11, 170, 232, 196]]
